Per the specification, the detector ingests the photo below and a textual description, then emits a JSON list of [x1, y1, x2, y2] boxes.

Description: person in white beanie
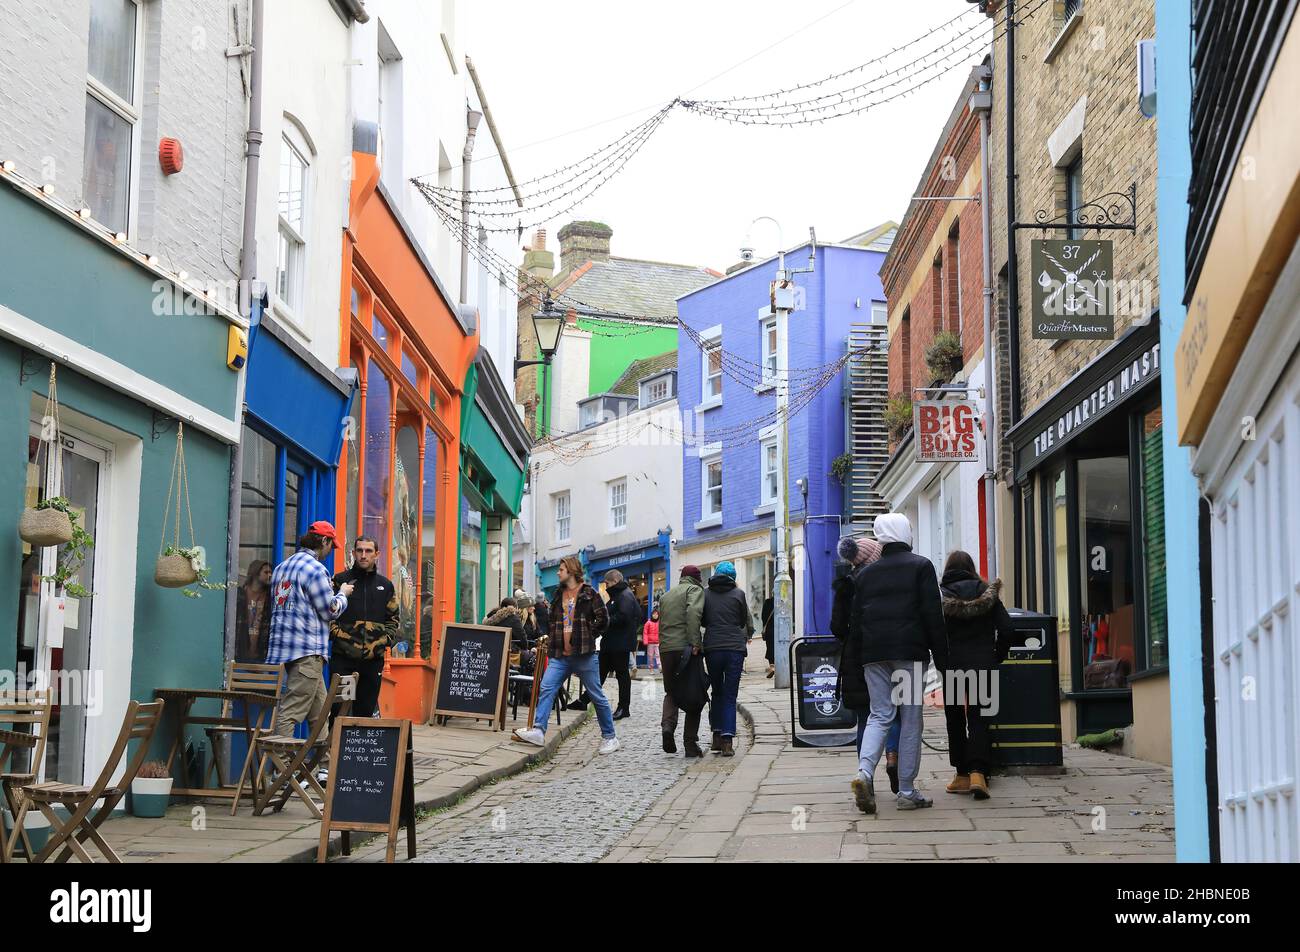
[[846, 512, 948, 814]]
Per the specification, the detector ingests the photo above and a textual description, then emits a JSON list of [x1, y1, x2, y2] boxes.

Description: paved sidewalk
[[10, 706, 589, 863], [610, 642, 1176, 862]]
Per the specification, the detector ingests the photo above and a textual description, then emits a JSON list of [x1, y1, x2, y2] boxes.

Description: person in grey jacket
[[656, 565, 706, 757], [702, 561, 753, 757]]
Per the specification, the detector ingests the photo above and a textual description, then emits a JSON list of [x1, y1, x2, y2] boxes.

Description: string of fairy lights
[[411, 0, 1048, 468]]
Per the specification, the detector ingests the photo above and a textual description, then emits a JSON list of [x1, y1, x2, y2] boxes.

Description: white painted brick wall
[[0, 0, 249, 312]]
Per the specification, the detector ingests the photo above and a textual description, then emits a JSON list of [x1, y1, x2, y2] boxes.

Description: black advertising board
[[318, 717, 416, 863], [789, 638, 857, 748], [1029, 238, 1115, 340], [432, 623, 512, 728]]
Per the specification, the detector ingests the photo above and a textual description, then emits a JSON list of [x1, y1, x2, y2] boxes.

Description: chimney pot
[[558, 220, 613, 273]]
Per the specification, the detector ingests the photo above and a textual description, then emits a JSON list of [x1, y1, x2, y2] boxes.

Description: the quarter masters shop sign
[[1030, 239, 1114, 340]]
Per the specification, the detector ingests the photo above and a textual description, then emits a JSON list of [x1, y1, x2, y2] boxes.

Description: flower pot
[[155, 554, 197, 588], [19, 507, 73, 547], [130, 777, 173, 818]]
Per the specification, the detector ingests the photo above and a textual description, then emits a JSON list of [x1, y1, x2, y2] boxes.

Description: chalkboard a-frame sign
[[432, 622, 512, 730], [317, 717, 416, 863]]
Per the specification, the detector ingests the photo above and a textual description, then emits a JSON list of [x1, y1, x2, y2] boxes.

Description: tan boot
[[946, 773, 971, 794], [969, 771, 990, 800]]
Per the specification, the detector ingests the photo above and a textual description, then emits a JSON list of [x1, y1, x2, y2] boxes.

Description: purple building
[[674, 226, 895, 640]]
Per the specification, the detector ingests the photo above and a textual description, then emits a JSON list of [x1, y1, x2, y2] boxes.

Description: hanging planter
[[155, 423, 230, 598], [19, 365, 75, 547], [924, 331, 964, 383]]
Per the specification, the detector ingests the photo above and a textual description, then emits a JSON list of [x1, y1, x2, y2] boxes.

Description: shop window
[[343, 360, 361, 566], [1139, 407, 1168, 668], [1078, 457, 1135, 681], [401, 350, 420, 389], [419, 426, 439, 659], [1046, 467, 1071, 692], [745, 555, 771, 636], [458, 495, 481, 623], [239, 427, 277, 579], [281, 469, 301, 562], [393, 426, 420, 650], [84, 0, 141, 235], [364, 370, 392, 572], [372, 307, 391, 353]]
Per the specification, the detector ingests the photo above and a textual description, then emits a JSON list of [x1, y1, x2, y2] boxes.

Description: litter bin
[[992, 609, 1063, 770]]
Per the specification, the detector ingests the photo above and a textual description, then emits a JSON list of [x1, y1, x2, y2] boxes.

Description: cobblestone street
[[343, 672, 735, 863]]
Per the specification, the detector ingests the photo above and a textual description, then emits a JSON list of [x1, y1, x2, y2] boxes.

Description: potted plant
[[830, 451, 853, 486], [156, 544, 230, 598], [19, 495, 74, 547], [130, 761, 173, 818], [884, 395, 914, 442], [40, 501, 94, 599], [924, 330, 964, 383]]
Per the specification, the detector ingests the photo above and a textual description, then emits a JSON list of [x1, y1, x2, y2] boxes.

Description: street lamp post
[[515, 304, 565, 436]]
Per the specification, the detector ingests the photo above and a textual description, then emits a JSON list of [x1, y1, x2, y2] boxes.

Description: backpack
[[672, 651, 710, 715]]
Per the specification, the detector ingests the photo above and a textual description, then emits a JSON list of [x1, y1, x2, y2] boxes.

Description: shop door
[[17, 422, 109, 784]]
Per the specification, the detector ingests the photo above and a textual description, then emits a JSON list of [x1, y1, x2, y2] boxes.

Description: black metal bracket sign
[[1012, 182, 1137, 233]]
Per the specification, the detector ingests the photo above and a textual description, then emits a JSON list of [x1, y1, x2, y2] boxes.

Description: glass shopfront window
[[282, 469, 300, 562], [344, 360, 361, 568], [393, 426, 420, 651], [745, 555, 770, 635], [457, 494, 482, 623], [419, 426, 439, 659], [1077, 457, 1135, 677], [239, 427, 277, 581], [1045, 466, 1071, 694], [364, 369, 392, 574]]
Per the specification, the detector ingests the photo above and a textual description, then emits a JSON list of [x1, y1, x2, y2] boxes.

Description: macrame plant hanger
[[18, 364, 73, 547], [155, 421, 201, 587]]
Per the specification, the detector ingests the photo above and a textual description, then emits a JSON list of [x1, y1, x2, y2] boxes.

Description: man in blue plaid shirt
[[266, 521, 353, 736]]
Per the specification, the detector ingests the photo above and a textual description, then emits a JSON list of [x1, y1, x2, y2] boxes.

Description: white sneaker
[[513, 727, 545, 747], [598, 737, 621, 755]]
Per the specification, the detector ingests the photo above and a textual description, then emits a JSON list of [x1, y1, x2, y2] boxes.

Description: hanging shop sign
[[914, 400, 982, 463], [1030, 239, 1115, 340]]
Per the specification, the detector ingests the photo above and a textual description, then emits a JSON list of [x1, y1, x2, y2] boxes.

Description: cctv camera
[[739, 246, 754, 262]]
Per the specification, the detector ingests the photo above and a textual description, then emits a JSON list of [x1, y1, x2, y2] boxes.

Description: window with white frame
[[760, 437, 778, 506], [608, 478, 627, 530], [871, 301, 888, 325], [276, 131, 310, 314], [702, 451, 723, 519], [702, 337, 722, 403], [639, 374, 671, 407], [761, 316, 777, 384], [554, 491, 571, 543], [83, 0, 142, 235]]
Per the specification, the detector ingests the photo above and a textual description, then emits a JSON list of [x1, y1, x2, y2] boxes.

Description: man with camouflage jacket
[[330, 536, 399, 718]]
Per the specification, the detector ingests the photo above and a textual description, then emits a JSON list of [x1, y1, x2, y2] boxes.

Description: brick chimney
[[558, 220, 612, 273]]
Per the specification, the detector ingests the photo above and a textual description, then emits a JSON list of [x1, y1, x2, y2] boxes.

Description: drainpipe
[[1004, 0, 1021, 423], [972, 68, 997, 580], [224, 0, 264, 661], [459, 108, 483, 305]]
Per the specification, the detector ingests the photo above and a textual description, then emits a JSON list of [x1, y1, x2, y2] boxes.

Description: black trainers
[[662, 731, 677, 754]]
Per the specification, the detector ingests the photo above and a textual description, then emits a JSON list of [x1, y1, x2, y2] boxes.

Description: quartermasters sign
[[1030, 238, 1114, 340]]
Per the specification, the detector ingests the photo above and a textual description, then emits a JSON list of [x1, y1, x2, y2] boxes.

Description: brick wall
[[0, 0, 249, 310], [986, 0, 1160, 420]]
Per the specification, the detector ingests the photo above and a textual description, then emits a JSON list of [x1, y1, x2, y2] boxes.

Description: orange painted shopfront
[[339, 147, 477, 723]]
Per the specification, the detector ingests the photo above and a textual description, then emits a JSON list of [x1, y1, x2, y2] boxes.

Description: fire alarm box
[[227, 325, 248, 371]]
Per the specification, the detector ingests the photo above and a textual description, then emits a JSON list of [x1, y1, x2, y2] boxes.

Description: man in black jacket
[[848, 513, 948, 815], [330, 536, 399, 719], [575, 569, 640, 719]]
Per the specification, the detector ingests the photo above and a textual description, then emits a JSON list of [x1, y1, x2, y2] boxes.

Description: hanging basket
[[155, 554, 198, 588], [19, 507, 73, 547]]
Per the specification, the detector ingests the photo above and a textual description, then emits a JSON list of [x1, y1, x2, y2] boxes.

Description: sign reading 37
[[1030, 238, 1114, 340]]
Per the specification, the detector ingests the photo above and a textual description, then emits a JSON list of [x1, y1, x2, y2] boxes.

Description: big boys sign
[[914, 400, 981, 463]]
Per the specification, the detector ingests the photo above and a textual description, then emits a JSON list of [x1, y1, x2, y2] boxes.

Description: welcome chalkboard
[[432, 623, 512, 729], [317, 717, 415, 863]]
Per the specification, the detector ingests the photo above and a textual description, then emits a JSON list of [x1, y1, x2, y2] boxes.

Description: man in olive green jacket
[[656, 565, 705, 757]]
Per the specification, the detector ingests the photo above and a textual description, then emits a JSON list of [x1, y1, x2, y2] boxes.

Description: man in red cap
[[266, 521, 354, 736]]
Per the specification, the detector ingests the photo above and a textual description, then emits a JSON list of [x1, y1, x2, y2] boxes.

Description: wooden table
[[152, 688, 276, 799]]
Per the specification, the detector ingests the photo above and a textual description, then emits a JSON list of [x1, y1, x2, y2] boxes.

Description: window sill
[[1127, 664, 1169, 684], [694, 515, 722, 530], [694, 398, 722, 413], [271, 299, 311, 342], [1043, 11, 1083, 65], [752, 503, 776, 517], [755, 382, 776, 395]]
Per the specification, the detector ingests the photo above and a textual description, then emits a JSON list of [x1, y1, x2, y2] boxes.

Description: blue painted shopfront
[[537, 530, 672, 617]]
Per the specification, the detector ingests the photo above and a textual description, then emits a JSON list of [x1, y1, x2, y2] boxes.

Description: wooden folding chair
[[247, 674, 355, 819], [0, 691, 51, 863], [197, 661, 285, 814], [12, 699, 165, 864]]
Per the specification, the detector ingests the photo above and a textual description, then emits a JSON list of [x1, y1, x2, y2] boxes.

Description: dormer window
[[638, 371, 676, 408]]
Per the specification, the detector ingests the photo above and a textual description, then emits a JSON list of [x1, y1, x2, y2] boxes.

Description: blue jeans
[[855, 710, 901, 757], [705, 650, 745, 738], [531, 652, 615, 739]]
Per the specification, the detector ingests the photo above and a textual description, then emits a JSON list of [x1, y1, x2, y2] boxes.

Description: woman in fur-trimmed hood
[[939, 550, 1015, 801]]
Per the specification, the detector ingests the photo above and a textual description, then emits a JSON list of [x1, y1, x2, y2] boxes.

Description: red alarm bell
[[159, 137, 184, 175]]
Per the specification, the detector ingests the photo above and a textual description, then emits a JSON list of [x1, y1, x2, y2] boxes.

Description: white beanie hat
[[873, 512, 914, 548]]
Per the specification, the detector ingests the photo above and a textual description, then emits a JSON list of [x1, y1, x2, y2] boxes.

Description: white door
[[17, 420, 111, 784]]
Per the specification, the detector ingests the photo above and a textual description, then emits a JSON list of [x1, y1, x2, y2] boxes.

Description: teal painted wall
[[0, 342, 232, 756], [581, 321, 678, 396]]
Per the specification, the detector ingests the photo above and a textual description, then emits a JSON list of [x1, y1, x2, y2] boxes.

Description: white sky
[[460, 0, 991, 271]]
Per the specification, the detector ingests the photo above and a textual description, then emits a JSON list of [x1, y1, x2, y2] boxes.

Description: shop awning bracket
[[1012, 182, 1137, 233], [151, 409, 177, 442]]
